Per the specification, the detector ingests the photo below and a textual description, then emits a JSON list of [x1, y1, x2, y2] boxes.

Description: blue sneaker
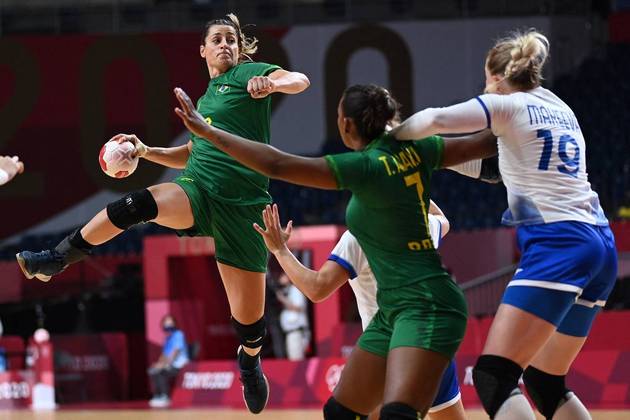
[[237, 346, 269, 414], [16, 250, 67, 282]]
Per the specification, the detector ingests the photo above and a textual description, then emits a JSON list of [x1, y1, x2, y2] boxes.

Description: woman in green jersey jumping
[[173, 84, 495, 419], [16, 14, 309, 413]]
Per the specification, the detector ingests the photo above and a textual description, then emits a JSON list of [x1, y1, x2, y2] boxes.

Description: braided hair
[[486, 29, 549, 91]]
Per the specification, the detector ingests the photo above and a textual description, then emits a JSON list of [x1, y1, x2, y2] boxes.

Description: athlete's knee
[[323, 397, 367, 420], [379, 402, 421, 419], [106, 189, 158, 230], [473, 355, 523, 418], [231, 316, 266, 349], [523, 366, 570, 419]]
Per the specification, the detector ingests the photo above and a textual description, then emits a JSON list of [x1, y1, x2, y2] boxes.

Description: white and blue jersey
[[328, 214, 461, 412], [477, 87, 608, 227]]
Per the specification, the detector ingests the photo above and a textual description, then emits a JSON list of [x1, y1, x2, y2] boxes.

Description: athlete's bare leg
[[216, 262, 266, 356], [382, 347, 450, 418], [334, 346, 387, 416], [529, 331, 586, 375], [81, 182, 194, 245], [482, 304, 557, 367]]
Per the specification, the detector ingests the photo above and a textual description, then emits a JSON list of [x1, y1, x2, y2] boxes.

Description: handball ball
[[99, 141, 139, 178]]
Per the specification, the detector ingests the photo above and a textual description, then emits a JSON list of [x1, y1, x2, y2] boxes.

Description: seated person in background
[[276, 273, 310, 360], [0, 155, 24, 186], [148, 315, 189, 408]]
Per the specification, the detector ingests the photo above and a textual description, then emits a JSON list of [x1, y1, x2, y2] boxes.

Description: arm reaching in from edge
[[253, 204, 348, 303], [0, 155, 24, 186], [174, 87, 337, 190], [392, 98, 490, 140]]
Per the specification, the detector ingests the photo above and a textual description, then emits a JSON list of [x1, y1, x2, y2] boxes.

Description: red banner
[[170, 350, 630, 410], [52, 333, 129, 402], [0, 371, 34, 409], [171, 357, 346, 408]]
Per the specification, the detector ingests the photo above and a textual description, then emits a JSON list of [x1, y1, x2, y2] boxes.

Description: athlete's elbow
[[309, 282, 333, 303], [301, 75, 311, 90], [430, 110, 448, 133]]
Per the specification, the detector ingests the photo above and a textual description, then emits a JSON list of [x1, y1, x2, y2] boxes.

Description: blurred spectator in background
[[0, 155, 24, 186], [264, 273, 287, 359], [148, 315, 189, 408], [276, 273, 310, 360]]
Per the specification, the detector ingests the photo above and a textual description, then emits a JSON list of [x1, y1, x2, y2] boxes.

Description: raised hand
[[247, 76, 275, 99], [0, 155, 24, 186], [253, 203, 293, 254], [174, 87, 212, 138]]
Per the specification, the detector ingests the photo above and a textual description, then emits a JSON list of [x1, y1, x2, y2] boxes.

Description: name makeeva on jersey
[[378, 146, 422, 176], [526, 104, 580, 132]]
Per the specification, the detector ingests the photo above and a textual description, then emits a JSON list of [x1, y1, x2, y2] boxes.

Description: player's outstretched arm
[[140, 141, 192, 170], [392, 98, 489, 140], [0, 155, 24, 186], [110, 133, 191, 170], [254, 204, 348, 302], [174, 87, 337, 190]]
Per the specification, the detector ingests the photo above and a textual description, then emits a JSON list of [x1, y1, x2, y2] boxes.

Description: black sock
[[238, 348, 260, 370], [55, 229, 93, 264], [68, 229, 95, 253]]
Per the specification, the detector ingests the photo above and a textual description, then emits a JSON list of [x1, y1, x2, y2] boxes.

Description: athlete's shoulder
[[232, 61, 281, 78]]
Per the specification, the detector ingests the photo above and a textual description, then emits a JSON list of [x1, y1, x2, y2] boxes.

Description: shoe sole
[[15, 253, 52, 282], [237, 346, 270, 414]]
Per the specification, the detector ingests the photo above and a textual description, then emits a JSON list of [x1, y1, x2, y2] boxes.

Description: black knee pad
[[106, 189, 158, 230], [323, 397, 367, 420], [473, 355, 523, 418], [231, 317, 266, 350], [380, 402, 420, 420], [523, 366, 570, 419]]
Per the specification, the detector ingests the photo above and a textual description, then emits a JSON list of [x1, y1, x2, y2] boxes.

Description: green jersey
[[325, 134, 448, 290], [183, 61, 281, 205]]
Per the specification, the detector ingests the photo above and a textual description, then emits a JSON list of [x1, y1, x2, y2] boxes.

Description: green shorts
[[358, 277, 467, 359], [173, 176, 268, 273]]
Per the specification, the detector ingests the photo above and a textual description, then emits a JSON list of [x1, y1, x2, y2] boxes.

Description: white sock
[[494, 391, 536, 420], [553, 393, 591, 420]]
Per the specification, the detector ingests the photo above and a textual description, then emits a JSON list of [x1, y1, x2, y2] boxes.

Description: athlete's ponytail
[[201, 13, 258, 63], [342, 84, 401, 141], [486, 29, 549, 91]]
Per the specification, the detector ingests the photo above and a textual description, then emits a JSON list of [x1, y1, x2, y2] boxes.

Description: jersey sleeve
[[328, 231, 367, 279], [476, 93, 520, 136], [233, 62, 282, 84], [412, 135, 444, 170], [324, 152, 368, 191], [428, 214, 443, 248]]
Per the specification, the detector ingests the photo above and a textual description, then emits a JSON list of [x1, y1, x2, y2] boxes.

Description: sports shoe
[[148, 394, 171, 408], [237, 346, 269, 414], [16, 250, 67, 282]]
